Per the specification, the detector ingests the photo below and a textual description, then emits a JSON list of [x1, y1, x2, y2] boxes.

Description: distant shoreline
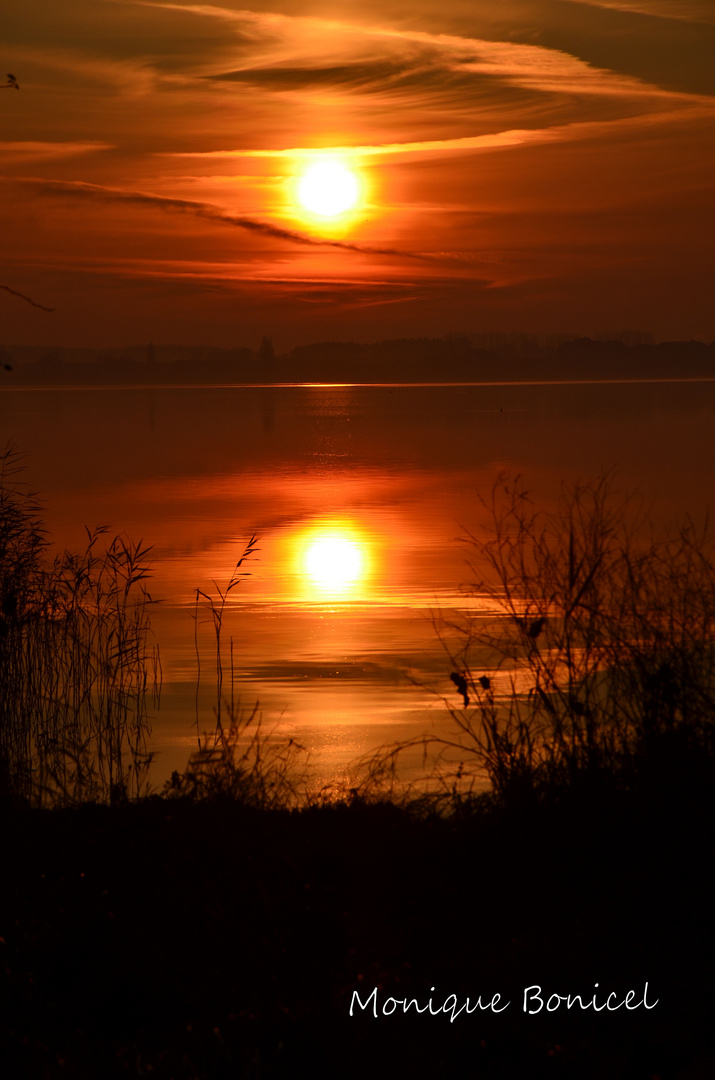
[[4, 377, 715, 391], [2, 336, 714, 388]]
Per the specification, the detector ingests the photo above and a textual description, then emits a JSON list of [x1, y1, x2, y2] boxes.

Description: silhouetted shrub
[[164, 704, 304, 808], [447, 474, 715, 805], [367, 473, 715, 811]]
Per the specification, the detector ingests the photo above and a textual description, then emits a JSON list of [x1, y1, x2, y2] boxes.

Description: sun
[[297, 160, 360, 218]]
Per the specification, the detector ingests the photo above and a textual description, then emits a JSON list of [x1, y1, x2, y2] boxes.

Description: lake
[[3, 378, 715, 790]]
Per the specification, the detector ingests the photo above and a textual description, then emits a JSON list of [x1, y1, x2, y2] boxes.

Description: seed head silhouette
[[450, 671, 469, 708]]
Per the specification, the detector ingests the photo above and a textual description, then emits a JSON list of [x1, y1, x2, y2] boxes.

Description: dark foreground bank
[[1, 788, 714, 1080]]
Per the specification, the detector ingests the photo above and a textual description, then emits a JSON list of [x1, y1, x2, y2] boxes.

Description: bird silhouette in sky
[[4, 74, 19, 89]]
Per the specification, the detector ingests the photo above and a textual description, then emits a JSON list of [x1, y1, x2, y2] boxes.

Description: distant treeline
[[2, 335, 715, 386]]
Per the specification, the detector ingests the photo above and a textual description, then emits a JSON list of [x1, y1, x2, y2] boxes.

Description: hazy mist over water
[[3, 378, 715, 786]]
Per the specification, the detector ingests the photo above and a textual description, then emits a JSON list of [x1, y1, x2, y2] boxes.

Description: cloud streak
[[7, 178, 430, 260], [163, 128, 556, 160], [130, 1, 700, 101], [557, 0, 715, 23], [0, 141, 113, 162], [0, 284, 55, 312], [160, 106, 715, 163]]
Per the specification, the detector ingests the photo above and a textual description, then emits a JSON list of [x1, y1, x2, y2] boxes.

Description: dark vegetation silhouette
[[355, 473, 715, 816], [0, 448, 306, 811], [0, 447, 158, 807], [2, 457, 714, 1078], [3, 452, 715, 813]]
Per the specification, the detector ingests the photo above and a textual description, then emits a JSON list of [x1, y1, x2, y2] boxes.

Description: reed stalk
[[0, 446, 159, 807]]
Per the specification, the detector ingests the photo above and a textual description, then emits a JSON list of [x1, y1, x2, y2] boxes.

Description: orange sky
[[3, 0, 715, 347]]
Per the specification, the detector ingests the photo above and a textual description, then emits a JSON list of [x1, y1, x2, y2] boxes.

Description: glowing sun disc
[[305, 536, 363, 586], [297, 161, 360, 218]]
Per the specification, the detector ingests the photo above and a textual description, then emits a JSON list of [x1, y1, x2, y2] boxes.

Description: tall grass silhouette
[[0, 447, 303, 810], [0, 446, 159, 806], [193, 533, 259, 737], [164, 537, 306, 807]]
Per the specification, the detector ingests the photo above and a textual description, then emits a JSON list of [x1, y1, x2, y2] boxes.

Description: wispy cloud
[[160, 106, 715, 163], [557, 0, 715, 24], [113, 0, 712, 177], [0, 141, 113, 162], [129, 2, 701, 101], [5, 177, 431, 260], [7, 44, 166, 94], [162, 128, 555, 160], [4, 250, 480, 309]]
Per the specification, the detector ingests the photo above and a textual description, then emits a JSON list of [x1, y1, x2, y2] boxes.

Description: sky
[[3, 0, 715, 348]]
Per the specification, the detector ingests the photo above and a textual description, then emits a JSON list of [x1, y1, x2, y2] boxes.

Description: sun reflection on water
[[294, 520, 371, 600]]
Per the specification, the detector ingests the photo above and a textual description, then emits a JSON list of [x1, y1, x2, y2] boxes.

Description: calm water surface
[[3, 380, 715, 786]]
